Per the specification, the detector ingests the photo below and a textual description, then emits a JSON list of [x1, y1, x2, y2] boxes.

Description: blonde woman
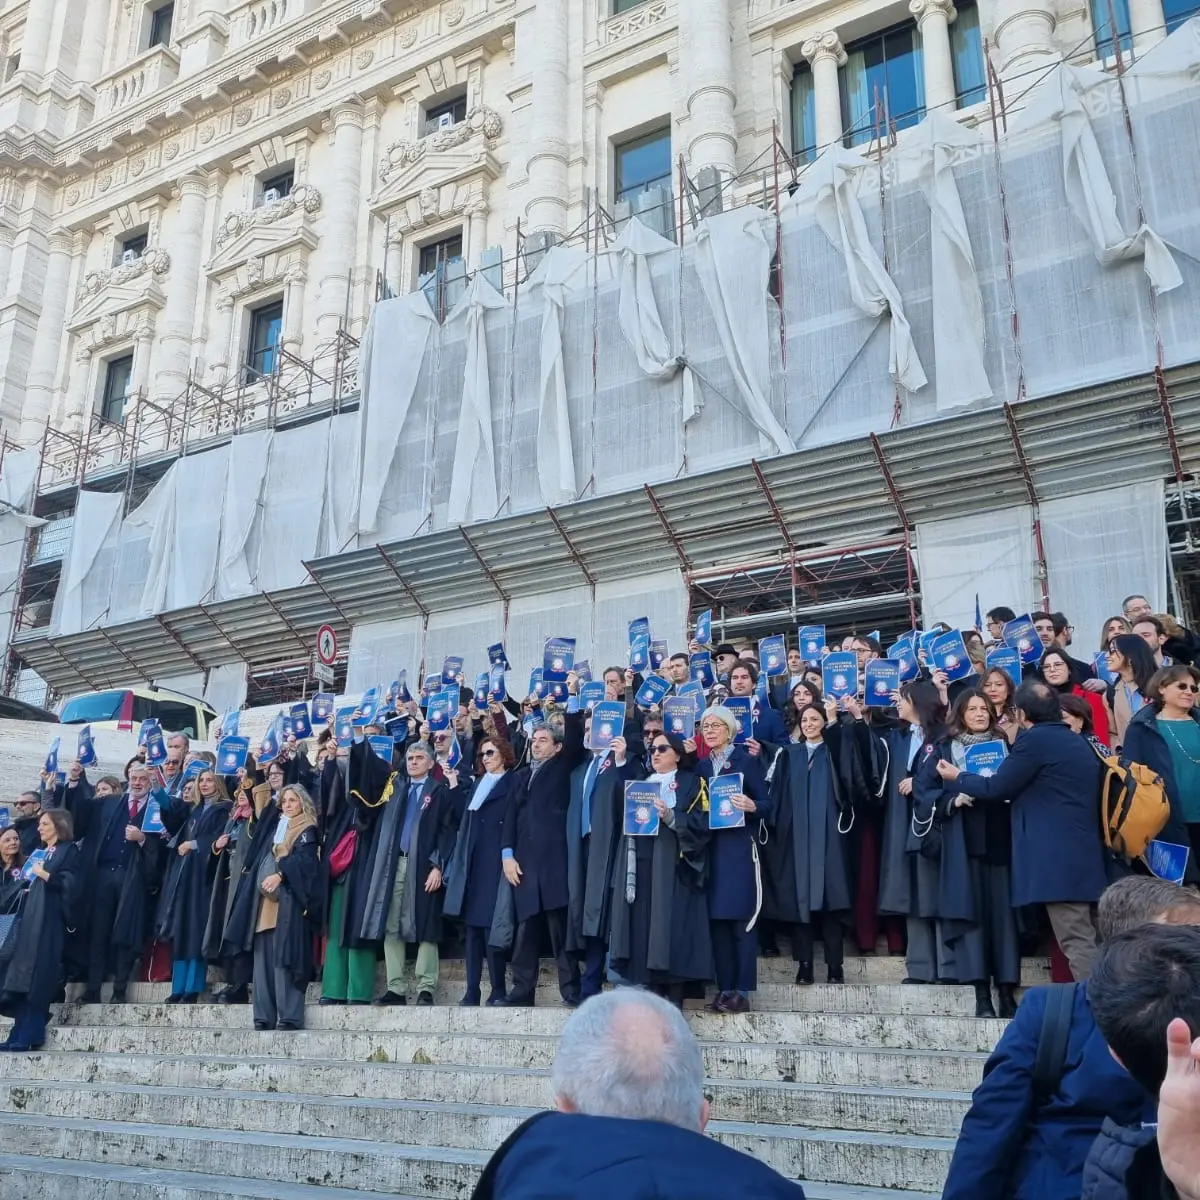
[[253, 785, 320, 1030]]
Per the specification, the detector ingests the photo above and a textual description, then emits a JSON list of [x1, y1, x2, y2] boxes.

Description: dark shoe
[[318, 997, 346, 1006], [372, 991, 406, 1007], [277, 1021, 301, 1031], [485, 992, 507, 1007], [997, 985, 1019, 1019], [704, 992, 729, 1013], [762, 945, 781, 958], [218, 985, 248, 1005], [496, 994, 534, 1008], [416, 991, 434, 1007], [794, 962, 814, 986], [254, 1020, 271, 1031], [181, 993, 199, 1005], [827, 967, 845, 985], [110, 988, 127, 1004], [459, 992, 481, 1007], [974, 982, 997, 1019], [79, 990, 101, 1005], [721, 992, 750, 1014], [164, 993, 184, 1004], [901, 977, 928, 985]]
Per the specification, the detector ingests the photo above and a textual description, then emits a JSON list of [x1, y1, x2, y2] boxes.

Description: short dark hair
[[899, 678, 947, 740], [1122, 594, 1149, 610], [474, 736, 516, 774], [987, 606, 1016, 624], [729, 660, 759, 684], [1088, 923, 1200, 1094], [948, 689, 998, 740], [1058, 693, 1094, 734], [1133, 615, 1165, 637], [1031, 610, 1052, 625], [668, 653, 689, 666], [1050, 612, 1070, 635], [1014, 679, 1061, 724], [1096, 876, 1200, 942], [41, 808, 74, 842], [16, 791, 39, 807]]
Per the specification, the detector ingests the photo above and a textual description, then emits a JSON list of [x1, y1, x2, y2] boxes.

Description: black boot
[[826, 966, 844, 985], [794, 962, 814, 985], [997, 985, 1019, 1019], [973, 982, 997, 1019]]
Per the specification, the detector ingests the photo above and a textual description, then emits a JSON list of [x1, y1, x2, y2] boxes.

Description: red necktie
[[129, 797, 138, 822]]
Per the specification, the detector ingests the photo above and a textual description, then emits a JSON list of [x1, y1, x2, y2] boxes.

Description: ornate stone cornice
[[215, 184, 321, 247], [378, 106, 503, 184], [80, 246, 171, 298]]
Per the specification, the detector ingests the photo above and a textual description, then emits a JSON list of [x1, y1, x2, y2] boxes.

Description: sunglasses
[[1174, 682, 1199, 693], [650, 742, 672, 754], [481, 748, 498, 758]]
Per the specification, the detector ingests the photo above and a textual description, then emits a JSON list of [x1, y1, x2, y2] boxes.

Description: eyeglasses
[[650, 743, 672, 754], [481, 748, 498, 758], [1174, 682, 1199, 693]]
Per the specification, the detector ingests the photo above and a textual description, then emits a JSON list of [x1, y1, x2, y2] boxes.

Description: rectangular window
[[840, 22, 925, 147], [100, 355, 134, 425], [260, 170, 294, 203], [1091, 0, 1133, 55], [116, 232, 148, 265], [791, 62, 818, 164], [615, 128, 672, 203], [148, 2, 174, 48], [418, 233, 464, 278], [245, 301, 284, 382], [613, 0, 647, 11], [4, 53, 19, 82], [951, 2, 987, 108], [1161, 0, 1197, 33], [423, 93, 468, 137]]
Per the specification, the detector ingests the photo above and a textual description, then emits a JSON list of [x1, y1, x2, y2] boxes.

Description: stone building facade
[[0, 0, 1174, 447]]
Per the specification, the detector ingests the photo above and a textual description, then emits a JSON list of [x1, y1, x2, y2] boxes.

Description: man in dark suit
[[500, 709, 587, 1006], [728, 661, 787, 747], [76, 763, 163, 1003], [937, 679, 1115, 980]]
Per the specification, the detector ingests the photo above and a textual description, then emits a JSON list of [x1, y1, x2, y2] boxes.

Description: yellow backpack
[[1092, 742, 1171, 859]]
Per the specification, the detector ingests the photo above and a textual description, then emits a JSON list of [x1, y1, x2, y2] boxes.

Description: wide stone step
[[35, 1005, 1006, 1052], [63, 980, 1004, 1017], [0, 1073, 971, 1139], [4, 1036, 988, 1090], [0, 1152, 939, 1200], [0, 1109, 954, 1193]]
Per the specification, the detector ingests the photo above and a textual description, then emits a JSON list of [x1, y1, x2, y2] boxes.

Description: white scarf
[[272, 814, 290, 846], [468, 771, 503, 812], [645, 769, 678, 810]]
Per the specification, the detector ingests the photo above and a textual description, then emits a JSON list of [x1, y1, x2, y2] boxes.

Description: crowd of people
[[0, 591, 1198, 1049]]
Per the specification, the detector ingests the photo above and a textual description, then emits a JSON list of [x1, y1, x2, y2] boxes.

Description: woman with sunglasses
[[696, 706, 770, 1014], [609, 731, 712, 1005], [443, 737, 518, 1006], [1121, 665, 1200, 873], [1105, 633, 1158, 751], [764, 701, 863, 985]]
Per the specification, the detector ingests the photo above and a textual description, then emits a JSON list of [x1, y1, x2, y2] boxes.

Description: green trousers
[[321, 883, 376, 1002]]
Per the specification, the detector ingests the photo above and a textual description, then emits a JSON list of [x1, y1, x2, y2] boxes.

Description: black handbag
[[0, 892, 27, 966]]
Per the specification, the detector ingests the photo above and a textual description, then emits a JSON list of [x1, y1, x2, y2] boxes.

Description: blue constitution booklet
[[624, 781, 661, 837], [709, 774, 745, 830]]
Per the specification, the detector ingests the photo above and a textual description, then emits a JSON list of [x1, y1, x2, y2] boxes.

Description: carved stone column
[[525, 0, 570, 237], [317, 99, 365, 340], [16, 0, 57, 77], [154, 173, 209, 403], [207, 292, 235, 384], [19, 230, 75, 441], [466, 200, 490, 269], [800, 32, 848, 153], [911, 0, 959, 114], [679, 0, 738, 176], [991, 0, 1058, 88], [1128, 0, 1166, 51], [283, 266, 306, 356]]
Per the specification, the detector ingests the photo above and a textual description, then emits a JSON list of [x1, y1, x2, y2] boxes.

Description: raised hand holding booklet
[[624, 781, 661, 837], [334, 707, 357, 748], [289, 702, 313, 740], [76, 725, 96, 768], [217, 736, 250, 774], [1003, 615, 1043, 665], [543, 637, 576, 675], [695, 609, 712, 647], [887, 635, 920, 683], [724, 696, 753, 744], [864, 660, 900, 706], [759, 634, 786, 677], [986, 646, 1022, 686], [822, 652, 859, 701], [578, 680, 606, 711], [635, 675, 670, 711], [311, 694, 335, 724], [441, 656, 464, 686], [709, 774, 746, 830], [689, 651, 715, 690], [474, 672, 491, 707], [368, 736, 395, 764], [649, 640, 668, 671], [930, 631, 975, 683], [588, 701, 624, 752], [799, 625, 826, 664], [663, 695, 698, 738]]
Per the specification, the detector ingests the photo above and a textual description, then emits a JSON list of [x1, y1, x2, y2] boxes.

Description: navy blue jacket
[[699, 745, 769, 921], [954, 721, 1113, 905], [749, 697, 787, 747], [470, 1111, 806, 1200], [943, 985, 1153, 1200]]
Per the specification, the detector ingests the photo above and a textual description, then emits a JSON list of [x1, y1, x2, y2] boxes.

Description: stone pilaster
[[317, 99, 365, 341], [19, 230, 75, 442], [800, 32, 848, 153], [154, 173, 209, 403], [680, 0, 738, 176], [911, 0, 960, 113], [525, 0, 569, 236]]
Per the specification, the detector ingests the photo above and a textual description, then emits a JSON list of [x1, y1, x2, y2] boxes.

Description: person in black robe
[[11, 793, 43, 858], [565, 721, 638, 1003], [205, 761, 277, 1004], [609, 732, 713, 1003], [318, 741, 388, 1005], [697, 706, 770, 1014], [764, 703, 860, 984], [157, 769, 232, 1002], [0, 809, 80, 1050], [444, 736, 518, 1006], [252, 785, 321, 1030], [74, 763, 164, 1003], [499, 710, 588, 1007], [359, 741, 459, 1006]]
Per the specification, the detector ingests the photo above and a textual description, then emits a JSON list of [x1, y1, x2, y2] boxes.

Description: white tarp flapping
[[52, 490, 124, 636], [217, 428, 272, 602]]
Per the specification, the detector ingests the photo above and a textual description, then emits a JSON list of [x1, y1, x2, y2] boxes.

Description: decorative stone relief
[[80, 247, 171, 297], [378, 106, 503, 183], [604, 0, 669, 43], [216, 184, 322, 247]]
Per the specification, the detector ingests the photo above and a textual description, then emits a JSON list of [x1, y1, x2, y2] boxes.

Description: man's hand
[[1158, 1018, 1200, 1200], [936, 759, 963, 782], [1081, 678, 1108, 694], [424, 867, 443, 893], [611, 736, 627, 765], [125, 825, 146, 844], [503, 857, 522, 886], [746, 737, 762, 758], [898, 777, 913, 797]]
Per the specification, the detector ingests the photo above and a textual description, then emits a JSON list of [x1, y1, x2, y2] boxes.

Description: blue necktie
[[582, 755, 602, 838], [400, 782, 423, 855]]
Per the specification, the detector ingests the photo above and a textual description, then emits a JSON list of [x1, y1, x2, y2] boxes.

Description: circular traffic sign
[[316, 624, 338, 665]]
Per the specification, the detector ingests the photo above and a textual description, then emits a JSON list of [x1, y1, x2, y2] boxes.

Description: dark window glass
[[418, 234, 464, 277], [261, 170, 294, 201], [1162, 0, 1199, 32], [246, 301, 284, 381], [151, 700, 198, 736], [149, 2, 174, 48], [791, 63, 817, 163], [951, 3, 987, 107], [117, 232, 148, 264], [840, 22, 925, 146], [59, 690, 129, 723], [424, 94, 468, 136], [101, 355, 134, 424], [615, 128, 672, 202]]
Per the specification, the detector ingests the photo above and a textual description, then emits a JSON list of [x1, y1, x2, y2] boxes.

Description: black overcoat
[[698, 746, 769, 922], [156, 797, 231, 960], [274, 826, 322, 991], [444, 771, 517, 929]]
